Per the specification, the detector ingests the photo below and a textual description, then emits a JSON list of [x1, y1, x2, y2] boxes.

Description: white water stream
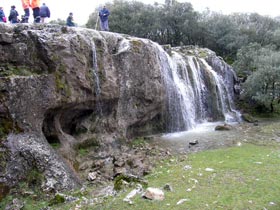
[[153, 44, 241, 133]]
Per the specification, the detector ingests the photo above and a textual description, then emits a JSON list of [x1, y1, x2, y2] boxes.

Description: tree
[[86, 0, 199, 46], [232, 43, 262, 77], [242, 47, 280, 112]]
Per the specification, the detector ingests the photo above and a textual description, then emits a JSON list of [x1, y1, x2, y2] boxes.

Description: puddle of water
[[150, 122, 245, 154], [162, 122, 226, 138]]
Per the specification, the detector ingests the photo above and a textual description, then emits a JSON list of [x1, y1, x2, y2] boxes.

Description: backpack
[[2, 16, 6, 22]]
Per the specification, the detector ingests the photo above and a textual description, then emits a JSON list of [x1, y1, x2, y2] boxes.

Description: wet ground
[[149, 119, 280, 155]]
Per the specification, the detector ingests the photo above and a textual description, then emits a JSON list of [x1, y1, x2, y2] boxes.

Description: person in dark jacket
[[0, 7, 6, 23], [99, 6, 110, 31], [66, 12, 75, 27], [8, 5, 19, 24], [39, 3, 50, 23]]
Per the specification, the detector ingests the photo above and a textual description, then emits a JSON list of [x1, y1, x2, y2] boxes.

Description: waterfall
[[153, 44, 240, 132], [153, 45, 191, 132], [92, 42, 101, 96], [200, 59, 239, 122], [187, 56, 207, 121], [91, 42, 102, 114]]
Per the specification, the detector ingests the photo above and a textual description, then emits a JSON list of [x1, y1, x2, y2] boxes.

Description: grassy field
[[92, 143, 280, 210], [1, 143, 280, 210]]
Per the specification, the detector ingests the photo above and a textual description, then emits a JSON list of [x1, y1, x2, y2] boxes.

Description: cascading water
[[153, 44, 241, 133], [91, 42, 102, 114], [154, 45, 193, 132], [91, 42, 101, 97], [200, 59, 241, 122]]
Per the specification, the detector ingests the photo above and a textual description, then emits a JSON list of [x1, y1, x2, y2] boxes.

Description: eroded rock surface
[[0, 24, 238, 192], [0, 24, 167, 192]]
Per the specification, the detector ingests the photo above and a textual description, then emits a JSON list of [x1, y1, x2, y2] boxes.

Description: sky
[[0, 0, 279, 25]]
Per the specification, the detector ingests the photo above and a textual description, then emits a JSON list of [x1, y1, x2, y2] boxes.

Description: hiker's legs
[[21, 0, 41, 23], [100, 21, 104, 31], [103, 20, 109, 31], [33, 6, 40, 23], [100, 20, 109, 31]]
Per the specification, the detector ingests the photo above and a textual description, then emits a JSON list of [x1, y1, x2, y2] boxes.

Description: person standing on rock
[[0, 7, 6, 23], [8, 5, 19, 24], [99, 5, 110, 31], [39, 3, 50, 23], [21, 0, 41, 23]]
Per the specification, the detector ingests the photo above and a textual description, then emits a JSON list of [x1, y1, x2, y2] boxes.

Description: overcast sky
[[1, 0, 279, 25]]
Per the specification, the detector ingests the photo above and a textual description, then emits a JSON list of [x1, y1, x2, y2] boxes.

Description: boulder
[[143, 187, 165, 200], [215, 124, 232, 131]]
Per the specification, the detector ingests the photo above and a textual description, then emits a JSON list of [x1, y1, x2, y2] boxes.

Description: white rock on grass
[[176, 198, 190, 205], [123, 184, 143, 204], [183, 165, 192, 170], [205, 168, 214, 172], [269, 201, 276, 206], [87, 172, 97, 181], [143, 187, 165, 200]]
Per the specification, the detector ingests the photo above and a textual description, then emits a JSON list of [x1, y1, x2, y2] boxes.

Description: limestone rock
[[143, 187, 165, 200], [0, 24, 239, 193], [215, 124, 232, 131]]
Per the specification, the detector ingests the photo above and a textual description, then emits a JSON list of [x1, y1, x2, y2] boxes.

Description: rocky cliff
[[0, 24, 239, 193]]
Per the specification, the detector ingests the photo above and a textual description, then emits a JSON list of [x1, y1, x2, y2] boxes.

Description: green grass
[[2, 143, 280, 210], [92, 143, 280, 210]]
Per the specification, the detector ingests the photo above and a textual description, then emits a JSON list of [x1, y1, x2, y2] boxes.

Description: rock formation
[[0, 24, 239, 193]]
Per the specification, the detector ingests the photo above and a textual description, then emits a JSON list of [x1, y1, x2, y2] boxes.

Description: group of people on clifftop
[[65, 5, 110, 30], [0, 1, 110, 31], [0, 1, 50, 24]]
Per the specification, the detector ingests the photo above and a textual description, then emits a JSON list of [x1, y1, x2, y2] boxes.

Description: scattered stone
[[205, 168, 214, 172], [215, 124, 231, 131], [143, 187, 165, 200], [123, 184, 143, 204], [163, 183, 173, 192], [189, 140, 199, 148], [22, 191, 34, 196], [269, 201, 276, 206], [189, 178, 198, 184], [176, 198, 190, 205], [255, 162, 262, 164], [236, 142, 242, 146], [186, 188, 192, 192], [87, 172, 98, 181], [183, 165, 192, 170]]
